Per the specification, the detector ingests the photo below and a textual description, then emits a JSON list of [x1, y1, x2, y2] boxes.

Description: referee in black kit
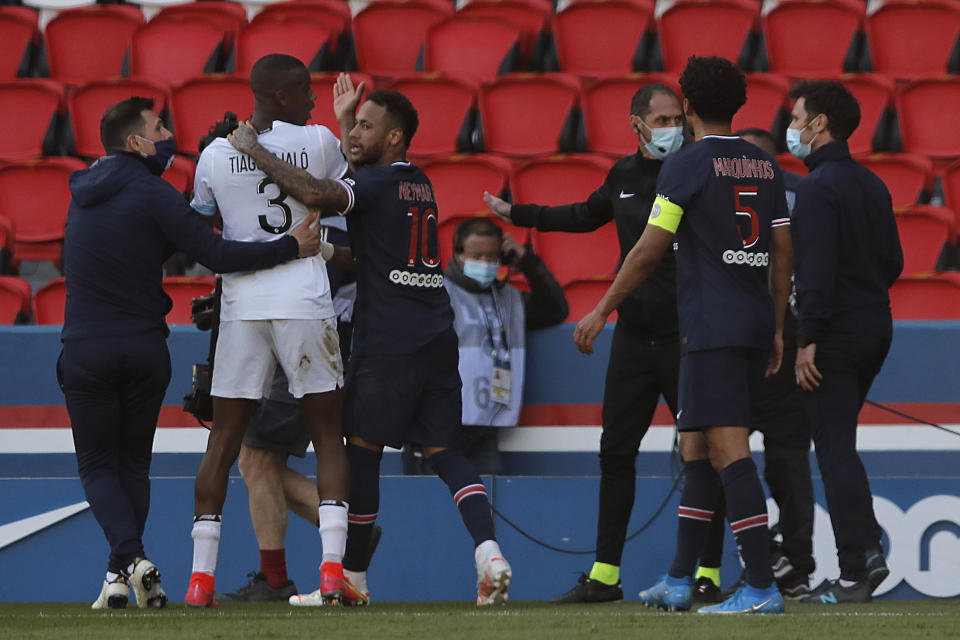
[[485, 82, 685, 602], [785, 80, 903, 603], [58, 97, 322, 609]]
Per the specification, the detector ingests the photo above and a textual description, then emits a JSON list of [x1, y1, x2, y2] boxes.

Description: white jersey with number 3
[[191, 121, 348, 321]]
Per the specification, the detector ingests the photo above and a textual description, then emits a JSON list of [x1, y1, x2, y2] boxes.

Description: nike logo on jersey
[[619, 191, 636, 199], [0, 501, 89, 551]]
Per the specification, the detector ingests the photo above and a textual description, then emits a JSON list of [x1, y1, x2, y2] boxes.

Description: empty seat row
[[5, 72, 957, 163], [3, 0, 958, 85], [0, 275, 215, 325]]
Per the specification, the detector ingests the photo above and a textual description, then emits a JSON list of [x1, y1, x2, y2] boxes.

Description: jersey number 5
[[407, 206, 440, 267], [734, 186, 759, 249], [257, 177, 293, 234]]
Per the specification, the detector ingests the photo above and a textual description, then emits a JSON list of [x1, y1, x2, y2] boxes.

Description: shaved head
[[250, 54, 309, 97]]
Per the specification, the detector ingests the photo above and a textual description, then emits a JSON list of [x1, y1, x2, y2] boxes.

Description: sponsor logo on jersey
[[722, 250, 769, 266], [389, 270, 445, 288]]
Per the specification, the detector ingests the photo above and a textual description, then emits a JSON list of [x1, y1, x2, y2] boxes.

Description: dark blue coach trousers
[[803, 310, 891, 582], [58, 331, 171, 574]]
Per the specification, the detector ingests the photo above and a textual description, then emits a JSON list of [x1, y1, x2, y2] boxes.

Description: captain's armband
[[647, 196, 683, 233]]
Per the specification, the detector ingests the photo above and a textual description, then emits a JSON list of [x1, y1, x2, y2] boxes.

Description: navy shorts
[[243, 368, 310, 458], [343, 328, 462, 449], [676, 347, 767, 432]]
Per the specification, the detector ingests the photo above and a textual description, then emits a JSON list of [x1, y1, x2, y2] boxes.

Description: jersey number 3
[[257, 177, 293, 234], [407, 206, 440, 267]]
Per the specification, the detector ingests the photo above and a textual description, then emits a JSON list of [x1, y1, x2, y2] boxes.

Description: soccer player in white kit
[[186, 54, 360, 607]]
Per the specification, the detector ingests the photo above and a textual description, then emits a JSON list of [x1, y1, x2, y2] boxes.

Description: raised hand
[[333, 73, 365, 123], [483, 191, 513, 223]]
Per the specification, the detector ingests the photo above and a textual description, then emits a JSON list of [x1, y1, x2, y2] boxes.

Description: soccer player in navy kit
[[227, 76, 512, 606], [574, 56, 793, 614]]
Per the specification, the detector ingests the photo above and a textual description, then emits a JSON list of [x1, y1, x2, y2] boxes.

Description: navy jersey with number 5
[[339, 162, 454, 355], [647, 135, 790, 352]]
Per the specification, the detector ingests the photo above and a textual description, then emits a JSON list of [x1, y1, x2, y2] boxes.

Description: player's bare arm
[[228, 122, 350, 212], [329, 245, 356, 272], [767, 225, 793, 376], [333, 72, 364, 171], [574, 224, 674, 355]]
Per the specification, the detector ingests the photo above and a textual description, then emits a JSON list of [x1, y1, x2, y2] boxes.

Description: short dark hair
[[250, 53, 307, 95], [788, 80, 860, 141], [366, 90, 419, 150], [679, 56, 746, 124], [734, 127, 777, 156], [453, 218, 502, 252], [100, 96, 154, 151], [630, 83, 678, 118]]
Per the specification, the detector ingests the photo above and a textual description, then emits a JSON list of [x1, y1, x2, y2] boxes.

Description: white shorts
[[211, 318, 343, 400]]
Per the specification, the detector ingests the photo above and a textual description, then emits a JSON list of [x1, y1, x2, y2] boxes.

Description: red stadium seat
[[252, 0, 351, 59], [163, 276, 215, 324], [895, 206, 955, 276], [0, 79, 64, 161], [762, 0, 864, 78], [553, 1, 652, 77], [836, 74, 895, 155], [154, 1, 246, 49], [235, 19, 332, 74], [437, 213, 530, 272], [132, 18, 230, 87], [352, 1, 453, 78], [308, 72, 375, 131], [866, 0, 960, 81], [775, 153, 807, 177], [164, 155, 196, 196], [731, 73, 789, 134], [657, 0, 759, 73], [43, 6, 143, 86], [0, 157, 87, 268], [0, 7, 38, 80], [943, 160, 960, 215], [512, 155, 617, 283], [32, 276, 65, 325], [478, 73, 581, 157], [890, 273, 960, 320], [0, 214, 14, 272], [580, 74, 682, 156], [171, 76, 253, 156], [858, 154, 934, 209], [0, 276, 30, 324], [421, 154, 512, 216], [457, 0, 551, 69], [389, 74, 479, 158], [895, 78, 960, 160], [563, 275, 617, 322], [68, 77, 171, 159], [424, 17, 522, 82]]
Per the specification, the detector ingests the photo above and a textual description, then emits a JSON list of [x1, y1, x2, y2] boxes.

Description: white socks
[[318, 501, 348, 565], [344, 569, 368, 595], [191, 517, 222, 575]]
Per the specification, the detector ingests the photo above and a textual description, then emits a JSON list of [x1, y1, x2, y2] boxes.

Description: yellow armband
[[648, 196, 683, 234]]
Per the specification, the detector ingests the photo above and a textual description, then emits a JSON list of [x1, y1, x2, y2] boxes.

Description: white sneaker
[[289, 587, 339, 607], [91, 576, 129, 610], [127, 557, 168, 609], [475, 540, 512, 606]]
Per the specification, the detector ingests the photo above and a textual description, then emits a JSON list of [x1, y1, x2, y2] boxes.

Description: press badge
[[491, 351, 512, 406]]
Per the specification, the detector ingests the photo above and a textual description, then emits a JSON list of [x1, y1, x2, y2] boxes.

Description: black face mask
[[138, 137, 177, 176]]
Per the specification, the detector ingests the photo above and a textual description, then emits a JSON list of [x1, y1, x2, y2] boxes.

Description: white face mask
[[638, 119, 684, 160], [786, 118, 819, 160]]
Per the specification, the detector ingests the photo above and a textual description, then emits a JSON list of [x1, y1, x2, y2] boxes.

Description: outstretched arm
[[228, 123, 350, 212]]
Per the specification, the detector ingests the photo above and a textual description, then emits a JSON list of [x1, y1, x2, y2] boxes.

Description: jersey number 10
[[407, 206, 441, 268]]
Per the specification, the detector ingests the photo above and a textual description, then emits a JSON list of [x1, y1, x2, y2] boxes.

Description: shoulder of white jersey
[[198, 136, 235, 158]]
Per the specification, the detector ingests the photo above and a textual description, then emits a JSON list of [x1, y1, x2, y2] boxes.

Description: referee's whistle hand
[[291, 211, 322, 258], [484, 191, 513, 223], [574, 309, 606, 355]]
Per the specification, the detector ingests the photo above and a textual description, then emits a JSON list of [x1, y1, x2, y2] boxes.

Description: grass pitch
[[2, 600, 959, 640]]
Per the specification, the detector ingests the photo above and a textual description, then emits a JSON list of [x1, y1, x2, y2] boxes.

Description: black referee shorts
[[343, 328, 462, 449]]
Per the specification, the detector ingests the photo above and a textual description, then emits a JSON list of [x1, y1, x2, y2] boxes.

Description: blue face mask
[[638, 120, 684, 160], [463, 258, 499, 288], [138, 137, 177, 175], [786, 124, 817, 160]]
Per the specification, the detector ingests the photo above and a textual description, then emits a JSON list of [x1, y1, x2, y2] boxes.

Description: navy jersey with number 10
[[647, 135, 790, 352], [339, 162, 454, 355]]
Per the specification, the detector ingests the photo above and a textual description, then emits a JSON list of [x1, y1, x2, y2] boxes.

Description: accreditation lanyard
[[480, 289, 511, 406]]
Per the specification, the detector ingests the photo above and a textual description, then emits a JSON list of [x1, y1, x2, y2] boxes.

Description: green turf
[[2, 600, 959, 640]]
